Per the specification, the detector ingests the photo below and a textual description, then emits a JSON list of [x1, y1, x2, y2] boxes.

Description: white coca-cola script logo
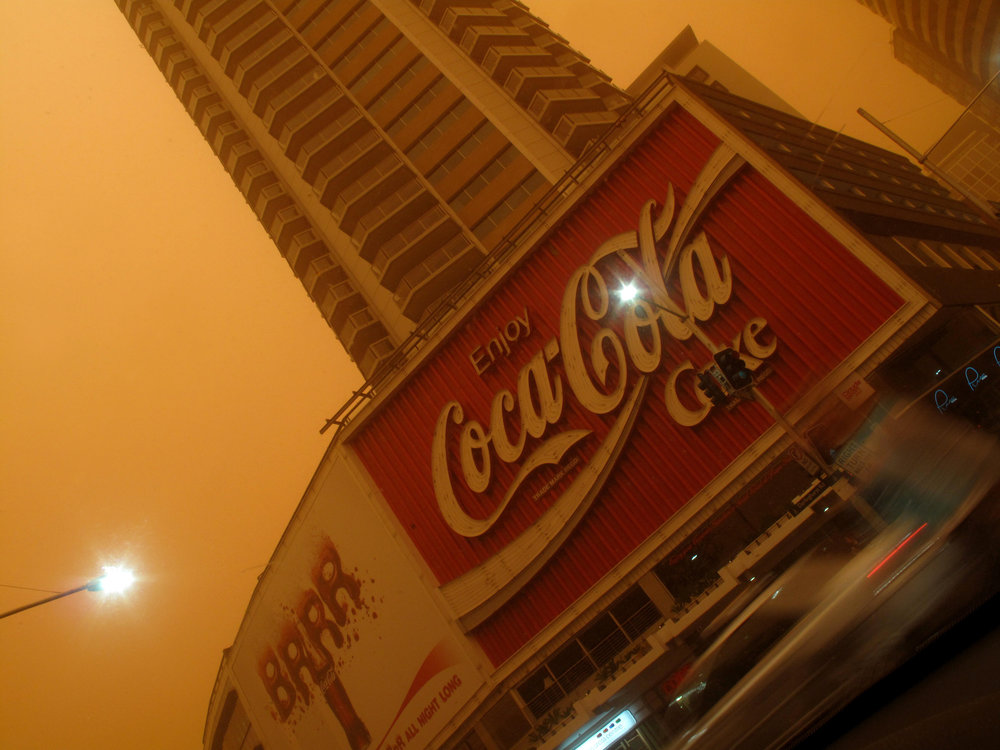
[[431, 146, 777, 629]]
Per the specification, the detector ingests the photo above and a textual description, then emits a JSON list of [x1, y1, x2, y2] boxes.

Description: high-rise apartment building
[[856, 0, 1000, 203], [113, 0, 629, 376]]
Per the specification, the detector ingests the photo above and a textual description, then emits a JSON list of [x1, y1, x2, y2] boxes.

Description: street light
[[0, 565, 136, 621]]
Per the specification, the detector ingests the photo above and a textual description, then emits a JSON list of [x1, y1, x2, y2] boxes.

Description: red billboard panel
[[351, 105, 903, 665]]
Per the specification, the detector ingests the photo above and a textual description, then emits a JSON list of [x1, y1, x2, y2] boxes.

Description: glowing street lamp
[[0, 565, 136, 621], [94, 564, 136, 595], [618, 282, 640, 303]]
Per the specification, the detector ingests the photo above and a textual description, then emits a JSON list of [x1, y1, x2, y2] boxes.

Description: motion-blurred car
[[660, 411, 1000, 750]]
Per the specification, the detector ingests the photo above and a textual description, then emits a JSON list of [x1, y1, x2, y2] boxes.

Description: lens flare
[[98, 565, 136, 594], [618, 282, 639, 302]]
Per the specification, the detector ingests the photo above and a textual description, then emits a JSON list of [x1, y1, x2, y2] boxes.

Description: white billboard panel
[[229, 448, 483, 750]]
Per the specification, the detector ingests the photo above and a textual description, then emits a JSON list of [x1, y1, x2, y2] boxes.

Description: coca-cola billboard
[[351, 106, 907, 665]]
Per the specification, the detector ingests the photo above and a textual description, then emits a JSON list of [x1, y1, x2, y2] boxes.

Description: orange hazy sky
[[0, 2, 960, 748]]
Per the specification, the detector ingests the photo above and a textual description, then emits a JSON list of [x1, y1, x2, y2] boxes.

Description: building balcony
[[314, 130, 392, 209], [269, 204, 308, 244], [175, 67, 209, 103], [233, 34, 300, 97], [338, 309, 388, 361], [283, 228, 327, 277], [141, 18, 171, 50], [481, 45, 552, 84], [153, 40, 184, 73], [198, 102, 234, 143], [200, 1, 263, 55], [237, 161, 278, 207], [330, 155, 409, 233], [219, 16, 284, 78], [223, 139, 263, 184], [527, 87, 604, 130], [188, 0, 233, 33], [261, 71, 331, 138], [275, 88, 350, 162], [372, 207, 456, 289], [552, 110, 619, 155], [251, 182, 294, 229], [302, 254, 346, 300], [439, 7, 507, 41], [357, 336, 396, 380], [253, 182, 293, 233], [533, 32, 573, 59], [315, 3, 382, 68], [319, 279, 365, 331], [459, 26, 534, 63], [183, 83, 220, 126], [212, 120, 248, 165], [164, 55, 196, 89], [229, 30, 296, 95], [419, 0, 497, 23], [295, 109, 367, 185], [393, 234, 481, 320], [351, 182, 436, 262], [185, 0, 231, 26], [132, 3, 161, 39], [503, 66, 578, 106], [245, 50, 312, 116]]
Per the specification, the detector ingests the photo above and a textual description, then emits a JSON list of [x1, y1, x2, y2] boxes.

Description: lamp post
[[0, 565, 135, 621]]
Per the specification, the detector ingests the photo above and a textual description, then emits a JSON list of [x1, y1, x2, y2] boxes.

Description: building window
[[514, 585, 660, 719]]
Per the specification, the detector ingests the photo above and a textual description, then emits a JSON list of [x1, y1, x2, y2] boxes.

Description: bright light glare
[[574, 711, 636, 750], [618, 282, 639, 303], [98, 565, 136, 594]]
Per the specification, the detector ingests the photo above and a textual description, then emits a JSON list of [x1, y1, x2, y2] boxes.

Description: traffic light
[[714, 348, 753, 391], [697, 370, 728, 407]]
